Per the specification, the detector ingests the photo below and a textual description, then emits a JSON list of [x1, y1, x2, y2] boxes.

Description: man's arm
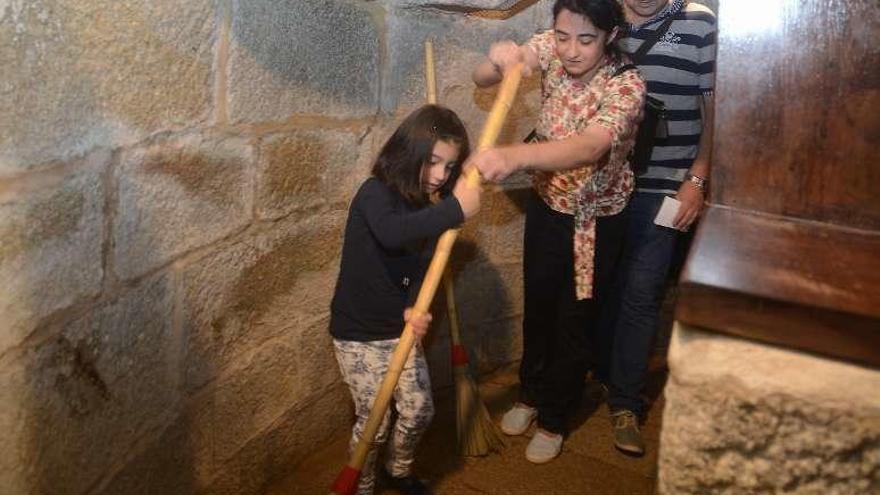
[[673, 92, 714, 230]]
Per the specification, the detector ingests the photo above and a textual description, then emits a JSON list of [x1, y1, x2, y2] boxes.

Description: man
[[604, 0, 716, 455]]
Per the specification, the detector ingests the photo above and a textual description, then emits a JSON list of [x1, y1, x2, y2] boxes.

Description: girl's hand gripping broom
[[328, 53, 524, 495], [425, 39, 505, 457]]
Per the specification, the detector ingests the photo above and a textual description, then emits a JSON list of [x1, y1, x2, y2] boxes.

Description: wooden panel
[[712, 0, 880, 230], [676, 206, 880, 367], [682, 206, 880, 320]]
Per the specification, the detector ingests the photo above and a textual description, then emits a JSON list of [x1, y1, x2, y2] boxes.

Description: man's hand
[[404, 308, 432, 340], [673, 179, 704, 231]]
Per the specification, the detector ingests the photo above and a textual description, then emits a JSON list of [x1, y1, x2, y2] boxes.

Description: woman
[[467, 0, 645, 464]]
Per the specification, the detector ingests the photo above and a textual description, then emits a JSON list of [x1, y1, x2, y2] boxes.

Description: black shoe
[[383, 470, 433, 495]]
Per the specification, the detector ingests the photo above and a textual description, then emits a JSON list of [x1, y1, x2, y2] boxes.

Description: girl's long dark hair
[[372, 104, 470, 207], [552, 0, 625, 59]]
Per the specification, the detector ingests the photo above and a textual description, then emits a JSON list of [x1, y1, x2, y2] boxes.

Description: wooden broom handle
[[426, 40, 463, 348], [332, 64, 523, 494], [425, 40, 438, 105], [443, 268, 463, 346]]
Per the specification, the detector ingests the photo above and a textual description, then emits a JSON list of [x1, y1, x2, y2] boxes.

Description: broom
[[443, 268, 506, 455], [425, 39, 505, 457], [329, 55, 524, 495]]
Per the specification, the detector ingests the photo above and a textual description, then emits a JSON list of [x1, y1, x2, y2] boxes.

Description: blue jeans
[[604, 192, 680, 416]]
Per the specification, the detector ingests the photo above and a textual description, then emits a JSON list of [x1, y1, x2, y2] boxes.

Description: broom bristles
[[453, 366, 505, 456]]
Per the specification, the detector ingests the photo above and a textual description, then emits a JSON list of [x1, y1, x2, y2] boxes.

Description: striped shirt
[[619, 0, 717, 195]]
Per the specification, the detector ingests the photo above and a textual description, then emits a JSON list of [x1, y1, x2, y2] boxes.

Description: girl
[[330, 104, 479, 495], [467, 0, 646, 464]]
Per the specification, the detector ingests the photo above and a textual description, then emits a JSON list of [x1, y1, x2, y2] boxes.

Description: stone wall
[[659, 323, 880, 494], [0, 1, 555, 493]]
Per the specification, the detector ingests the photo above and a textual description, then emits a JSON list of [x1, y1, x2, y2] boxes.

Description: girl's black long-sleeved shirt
[[330, 177, 464, 341]]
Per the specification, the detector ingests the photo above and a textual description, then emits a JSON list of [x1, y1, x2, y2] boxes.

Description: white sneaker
[[499, 403, 537, 436], [525, 430, 563, 464]]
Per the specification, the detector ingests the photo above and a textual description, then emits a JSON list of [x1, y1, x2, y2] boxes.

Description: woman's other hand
[[467, 147, 519, 182]]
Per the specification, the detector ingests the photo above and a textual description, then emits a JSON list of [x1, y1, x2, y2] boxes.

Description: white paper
[[654, 196, 685, 231]]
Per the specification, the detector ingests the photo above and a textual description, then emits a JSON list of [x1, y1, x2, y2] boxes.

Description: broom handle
[[425, 40, 437, 105], [425, 40, 462, 349], [331, 65, 523, 494], [443, 268, 463, 346]]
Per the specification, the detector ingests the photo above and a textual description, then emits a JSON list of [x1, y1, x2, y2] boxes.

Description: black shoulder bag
[[615, 16, 675, 173]]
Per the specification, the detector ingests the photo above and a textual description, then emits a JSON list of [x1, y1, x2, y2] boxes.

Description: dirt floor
[[271, 361, 668, 495]]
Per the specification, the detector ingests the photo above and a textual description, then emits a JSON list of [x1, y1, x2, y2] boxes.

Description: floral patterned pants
[[333, 338, 435, 495]]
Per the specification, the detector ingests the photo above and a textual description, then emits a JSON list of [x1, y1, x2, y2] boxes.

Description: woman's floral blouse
[[526, 30, 646, 299]]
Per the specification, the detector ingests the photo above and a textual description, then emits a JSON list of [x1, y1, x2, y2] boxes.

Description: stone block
[[659, 323, 880, 495], [456, 187, 527, 265], [94, 411, 202, 495], [211, 333, 301, 464], [255, 128, 371, 219], [0, 152, 106, 354], [445, 260, 522, 374], [228, 0, 379, 123], [382, 1, 552, 114], [0, 274, 177, 495], [0, 0, 216, 173], [113, 133, 254, 280], [180, 212, 344, 391], [205, 383, 352, 495]]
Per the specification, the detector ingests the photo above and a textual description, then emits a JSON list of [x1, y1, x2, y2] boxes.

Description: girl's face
[[554, 8, 617, 80], [421, 139, 460, 194]]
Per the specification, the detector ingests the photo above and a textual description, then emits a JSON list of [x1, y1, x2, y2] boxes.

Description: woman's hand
[[467, 147, 519, 182], [452, 166, 481, 219], [487, 41, 532, 76], [404, 308, 432, 340]]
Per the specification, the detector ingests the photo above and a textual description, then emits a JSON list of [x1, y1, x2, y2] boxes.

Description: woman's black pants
[[518, 192, 626, 435]]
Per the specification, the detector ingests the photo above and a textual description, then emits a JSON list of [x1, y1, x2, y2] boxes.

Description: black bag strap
[[628, 15, 675, 64], [612, 63, 638, 78]]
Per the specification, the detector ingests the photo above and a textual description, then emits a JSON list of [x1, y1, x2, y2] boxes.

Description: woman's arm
[[469, 126, 613, 181]]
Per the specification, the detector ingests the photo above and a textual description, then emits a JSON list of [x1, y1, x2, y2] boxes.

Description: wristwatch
[[685, 172, 708, 192]]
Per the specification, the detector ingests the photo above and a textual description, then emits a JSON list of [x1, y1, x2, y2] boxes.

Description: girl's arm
[[358, 179, 465, 250], [473, 41, 539, 87]]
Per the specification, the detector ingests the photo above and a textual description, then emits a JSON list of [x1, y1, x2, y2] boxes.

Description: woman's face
[[553, 8, 615, 80], [421, 139, 460, 194]]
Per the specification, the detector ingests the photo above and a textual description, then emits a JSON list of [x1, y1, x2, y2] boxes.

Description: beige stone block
[[210, 333, 301, 464], [0, 274, 177, 495], [205, 384, 352, 495], [113, 133, 254, 280], [659, 323, 880, 495], [0, 0, 216, 172], [445, 260, 522, 374], [256, 128, 370, 220], [94, 407, 208, 495], [382, 2, 553, 114], [228, 0, 379, 122], [180, 211, 344, 391], [0, 152, 106, 354]]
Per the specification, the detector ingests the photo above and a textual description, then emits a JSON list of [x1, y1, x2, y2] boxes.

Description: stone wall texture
[[0, 0, 546, 493], [659, 324, 880, 495]]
